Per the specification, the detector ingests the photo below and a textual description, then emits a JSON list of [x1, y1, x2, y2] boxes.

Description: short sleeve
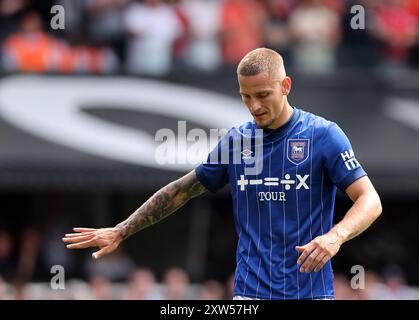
[[322, 123, 367, 192], [195, 132, 230, 193]]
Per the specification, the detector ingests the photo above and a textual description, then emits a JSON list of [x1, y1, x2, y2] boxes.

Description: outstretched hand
[[62, 227, 123, 259], [295, 232, 342, 273]]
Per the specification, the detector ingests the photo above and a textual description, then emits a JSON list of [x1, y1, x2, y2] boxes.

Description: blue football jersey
[[195, 107, 367, 300]]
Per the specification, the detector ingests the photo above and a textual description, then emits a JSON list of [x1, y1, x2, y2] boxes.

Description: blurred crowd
[[1, 266, 419, 300], [2, 224, 419, 300], [0, 267, 230, 300], [0, 0, 418, 76], [1, 0, 419, 301], [1, 212, 419, 300]]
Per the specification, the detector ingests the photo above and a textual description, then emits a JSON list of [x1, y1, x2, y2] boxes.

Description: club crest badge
[[287, 139, 310, 165]]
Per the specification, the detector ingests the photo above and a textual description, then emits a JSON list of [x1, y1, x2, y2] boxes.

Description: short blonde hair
[[237, 48, 286, 79]]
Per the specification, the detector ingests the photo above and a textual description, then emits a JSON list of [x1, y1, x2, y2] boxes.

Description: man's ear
[[282, 76, 292, 95]]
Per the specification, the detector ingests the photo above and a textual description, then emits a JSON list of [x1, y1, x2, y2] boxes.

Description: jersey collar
[[254, 107, 300, 141]]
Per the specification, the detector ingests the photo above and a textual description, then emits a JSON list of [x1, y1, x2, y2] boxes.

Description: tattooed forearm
[[115, 170, 206, 240]]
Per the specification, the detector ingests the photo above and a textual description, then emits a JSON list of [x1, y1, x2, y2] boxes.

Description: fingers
[[92, 246, 111, 260], [295, 245, 305, 252], [63, 228, 96, 239], [64, 233, 87, 238], [296, 247, 331, 273], [62, 234, 94, 244], [314, 254, 330, 272], [63, 227, 121, 259], [73, 227, 97, 232], [93, 240, 120, 259], [64, 231, 94, 238], [62, 227, 96, 245], [296, 234, 341, 273], [299, 248, 321, 273], [65, 238, 97, 249], [296, 245, 314, 266]]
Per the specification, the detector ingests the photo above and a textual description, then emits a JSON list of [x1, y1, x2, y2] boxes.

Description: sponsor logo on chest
[[238, 138, 312, 202], [237, 174, 310, 202]]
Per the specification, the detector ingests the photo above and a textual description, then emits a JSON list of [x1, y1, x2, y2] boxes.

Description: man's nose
[[249, 97, 261, 113]]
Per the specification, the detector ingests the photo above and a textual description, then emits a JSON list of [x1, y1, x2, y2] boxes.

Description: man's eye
[[258, 93, 268, 99]]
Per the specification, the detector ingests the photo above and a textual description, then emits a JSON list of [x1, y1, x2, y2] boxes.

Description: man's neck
[[267, 102, 293, 130]]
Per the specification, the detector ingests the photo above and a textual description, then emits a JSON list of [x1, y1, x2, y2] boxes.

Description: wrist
[[114, 224, 126, 241], [334, 225, 350, 245]]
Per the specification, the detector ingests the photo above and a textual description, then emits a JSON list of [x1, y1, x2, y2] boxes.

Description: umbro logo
[[241, 148, 253, 160]]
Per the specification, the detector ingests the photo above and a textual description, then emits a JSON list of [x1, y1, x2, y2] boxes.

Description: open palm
[[62, 227, 123, 259]]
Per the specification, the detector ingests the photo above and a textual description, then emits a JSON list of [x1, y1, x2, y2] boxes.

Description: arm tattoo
[[115, 170, 207, 240]]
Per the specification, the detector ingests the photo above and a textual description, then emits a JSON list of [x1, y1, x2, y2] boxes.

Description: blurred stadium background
[[0, 0, 419, 300]]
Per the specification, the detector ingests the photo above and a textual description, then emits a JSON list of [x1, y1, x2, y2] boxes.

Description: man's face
[[239, 71, 290, 129]]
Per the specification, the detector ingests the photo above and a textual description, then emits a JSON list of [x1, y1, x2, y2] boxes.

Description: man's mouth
[[255, 112, 267, 120]]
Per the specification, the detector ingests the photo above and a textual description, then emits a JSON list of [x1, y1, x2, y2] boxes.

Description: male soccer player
[[63, 48, 382, 300]]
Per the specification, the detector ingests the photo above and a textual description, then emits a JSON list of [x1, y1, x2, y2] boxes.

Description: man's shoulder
[[229, 121, 255, 134], [297, 107, 336, 132], [298, 108, 354, 148]]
